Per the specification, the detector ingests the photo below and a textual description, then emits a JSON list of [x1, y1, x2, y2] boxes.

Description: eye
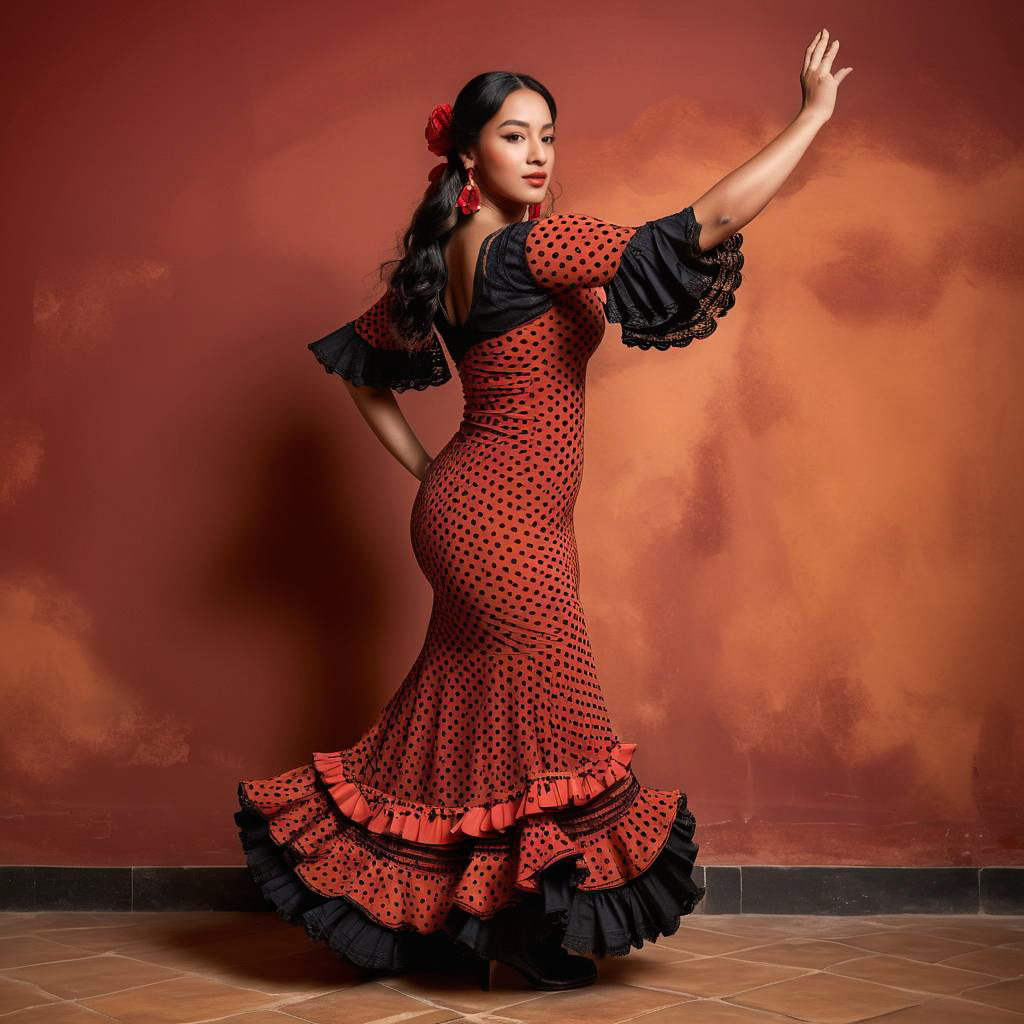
[[502, 133, 556, 144]]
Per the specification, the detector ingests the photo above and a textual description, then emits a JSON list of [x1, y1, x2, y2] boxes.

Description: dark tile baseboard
[[1, 865, 1021, 915]]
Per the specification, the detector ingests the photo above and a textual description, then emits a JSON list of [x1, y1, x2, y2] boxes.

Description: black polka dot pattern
[[238, 208, 746, 940], [524, 212, 639, 291]]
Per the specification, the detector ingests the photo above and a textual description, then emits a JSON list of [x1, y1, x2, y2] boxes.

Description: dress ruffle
[[603, 205, 745, 350], [448, 796, 704, 958], [307, 739, 638, 846], [235, 770, 704, 971], [307, 319, 451, 392]]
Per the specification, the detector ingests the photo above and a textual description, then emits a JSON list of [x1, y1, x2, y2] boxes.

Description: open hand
[[801, 28, 852, 123]]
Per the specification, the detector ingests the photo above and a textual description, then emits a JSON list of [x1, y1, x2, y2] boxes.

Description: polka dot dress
[[240, 206, 744, 951]]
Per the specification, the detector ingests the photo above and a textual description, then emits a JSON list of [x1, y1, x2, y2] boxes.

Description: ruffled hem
[[308, 319, 451, 393], [603, 205, 745, 350], [311, 739, 638, 846], [234, 783, 704, 971], [449, 795, 705, 958]]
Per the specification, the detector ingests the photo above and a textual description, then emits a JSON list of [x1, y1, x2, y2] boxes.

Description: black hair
[[377, 71, 559, 347]]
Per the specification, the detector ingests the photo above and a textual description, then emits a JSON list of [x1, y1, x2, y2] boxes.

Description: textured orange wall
[[1, 1, 1021, 868]]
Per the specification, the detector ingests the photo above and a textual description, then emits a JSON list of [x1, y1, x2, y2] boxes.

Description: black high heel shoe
[[474, 930, 598, 991]]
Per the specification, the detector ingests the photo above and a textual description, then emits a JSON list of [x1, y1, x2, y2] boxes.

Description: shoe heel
[[477, 956, 496, 990]]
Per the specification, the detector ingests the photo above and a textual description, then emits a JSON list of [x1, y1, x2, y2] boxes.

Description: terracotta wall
[[1, 1, 1021, 867]]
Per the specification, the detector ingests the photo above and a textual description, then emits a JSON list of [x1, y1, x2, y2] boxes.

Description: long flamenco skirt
[[235, 751, 705, 971], [235, 421, 706, 971]]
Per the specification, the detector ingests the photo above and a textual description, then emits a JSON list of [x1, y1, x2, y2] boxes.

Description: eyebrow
[[497, 119, 555, 130]]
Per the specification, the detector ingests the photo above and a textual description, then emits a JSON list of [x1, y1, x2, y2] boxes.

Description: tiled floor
[[0, 912, 1021, 1022]]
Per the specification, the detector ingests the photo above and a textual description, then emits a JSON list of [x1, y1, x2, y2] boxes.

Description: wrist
[[797, 106, 829, 129]]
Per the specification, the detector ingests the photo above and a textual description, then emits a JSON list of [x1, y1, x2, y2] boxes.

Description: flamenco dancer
[[235, 31, 851, 990]]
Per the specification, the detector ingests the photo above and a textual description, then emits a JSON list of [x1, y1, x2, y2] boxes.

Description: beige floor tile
[[372, 966, 551, 1015], [958, 977, 1024, 1013], [21, 924, 175, 953], [826, 953, 998, 995], [627, 939, 702, 961], [0, 976, 62, 1016], [941, 945, 1024, 978], [405, 1019, 507, 1024], [727, 972, 923, 1023], [284, 982, 462, 1023], [614, 955, 809, 999], [598, 946, 700, 987], [0, 936, 97, 970], [1, 1004, 108, 1021], [594, 950, 721, 989], [724, 939, 871, 970], [5, 952, 183, 999], [211, 1014, 321, 1023], [2, 912, 1019, 1024], [673, 917, 835, 939], [899, 923, 1024, 946], [797, 922, 921, 941], [658, 928, 772, 956], [78, 975, 277, 1022], [0, 916, 41, 939], [683, 917, 899, 940], [638, 1001, 804, 1022], [47, 916, 267, 953], [838, 929, 985, 963], [106, 912, 267, 929], [110, 924, 318, 972], [863, 915, 998, 928], [867, 994, 1024, 1021], [195, 945, 362, 994], [657, 917, 763, 933], [106, 916, 302, 953], [3, 912, 120, 930], [484, 982, 691, 1022]]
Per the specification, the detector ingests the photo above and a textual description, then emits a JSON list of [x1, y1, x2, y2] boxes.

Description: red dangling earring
[[457, 167, 481, 215]]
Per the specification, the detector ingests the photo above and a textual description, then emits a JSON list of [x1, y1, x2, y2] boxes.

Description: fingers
[[835, 66, 854, 84], [821, 38, 839, 75], [803, 30, 821, 74], [812, 28, 829, 69], [804, 28, 845, 82]]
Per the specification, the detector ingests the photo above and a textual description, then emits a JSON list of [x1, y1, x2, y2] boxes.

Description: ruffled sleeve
[[522, 207, 744, 351], [307, 289, 451, 392], [603, 206, 744, 350]]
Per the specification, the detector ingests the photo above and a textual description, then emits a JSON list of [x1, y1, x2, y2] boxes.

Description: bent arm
[[343, 378, 434, 481], [691, 107, 827, 252]]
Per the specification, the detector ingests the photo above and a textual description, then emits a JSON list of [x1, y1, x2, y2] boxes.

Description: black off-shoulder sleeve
[[602, 206, 744, 350], [308, 289, 451, 392]]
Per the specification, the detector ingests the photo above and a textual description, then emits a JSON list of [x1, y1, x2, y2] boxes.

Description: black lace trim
[[604, 205, 745, 350], [307, 320, 452, 392]]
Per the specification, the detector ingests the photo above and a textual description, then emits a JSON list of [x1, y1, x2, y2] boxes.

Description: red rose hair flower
[[425, 102, 454, 156]]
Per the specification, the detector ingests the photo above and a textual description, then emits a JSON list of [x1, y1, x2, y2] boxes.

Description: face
[[464, 88, 555, 216]]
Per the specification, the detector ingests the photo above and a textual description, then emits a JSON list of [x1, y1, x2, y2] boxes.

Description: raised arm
[[691, 28, 853, 251]]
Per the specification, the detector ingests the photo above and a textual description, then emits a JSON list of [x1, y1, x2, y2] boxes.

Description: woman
[[235, 31, 851, 991]]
